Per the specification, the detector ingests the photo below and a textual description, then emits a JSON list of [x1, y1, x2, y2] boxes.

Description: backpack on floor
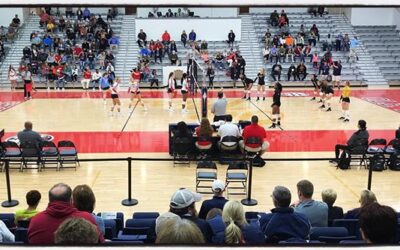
[[369, 153, 386, 172], [389, 152, 400, 171], [252, 155, 266, 167], [337, 150, 351, 170]]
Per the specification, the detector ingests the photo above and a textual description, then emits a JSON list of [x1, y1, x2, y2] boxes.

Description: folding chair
[[366, 138, 387, 169], [219, 136, 239, 164], [332, 219, 361, 239], [225, 161, 248, 198], [20, 141, 41, 172], [196, 161, 217, 194], [57, 140, 79, 170], [40, 141, 59, 170], [1, 141, 23, 171], [172, 137, 193, 167], [195, 136, 213, 159], [349, 138, 369, 169]]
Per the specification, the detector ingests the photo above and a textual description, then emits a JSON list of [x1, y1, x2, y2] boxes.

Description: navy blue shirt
[[198, 196, 228, 220], [181, 214, 213, 243]]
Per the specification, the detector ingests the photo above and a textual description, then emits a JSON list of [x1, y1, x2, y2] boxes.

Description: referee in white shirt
[[211, 91, 227, 122]]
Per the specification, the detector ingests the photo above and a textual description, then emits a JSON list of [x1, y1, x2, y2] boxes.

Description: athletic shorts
[[111, 94, 119, 99], [131, 90, 140, 95], [167, 88, 174, 93], [101, 86, 110, 91], [332, 75, 341, 82], [272, 102, 281, 107], [258, 82, 265, 86], [342, 97, 350, 103], [181, 90, 188, 95]]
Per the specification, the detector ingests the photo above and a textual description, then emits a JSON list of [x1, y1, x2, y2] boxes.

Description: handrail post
[[121, 157, 138, 206], [241, 155, 258, 206], [2, 160, 19, 208], [367, 159, 373, 191]]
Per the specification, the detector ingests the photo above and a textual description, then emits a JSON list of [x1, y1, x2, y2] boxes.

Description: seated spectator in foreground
[[15, 190, 42, 224], [331, 120, 369, 162], [169, 188, 213, 242], [359, 203, 398, 244], [28, 183, 104, 244], [54, 218, 99, 245], [239, 115, 269, 155], [292, 179, 328, 227], [0, 220, 14, 243], [72, 185, 105, 236], [156, 217, 205, 244], [198, 180, 229, 220], [260, 186, 310, 243], [345, 189, 377, 219], [321, 188, 343, 226], [217, 201, 264, 244]]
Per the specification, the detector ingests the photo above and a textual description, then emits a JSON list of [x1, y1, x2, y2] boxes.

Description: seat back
[[196, 136, 213, 150], [132, 212, 160, 219], [332, 219, 361, 239], [227, 161, 248, 170], [57, 140, 76, 148], [2, 141, 22, 155], [104, 219, 117, 240], [17, 220, 30, 228], [350, 138, 369, 154], [173, 137, 193, 155], [14, 228, 28, 243], [369, 138, 387, 146], [20, 141, 40, 157], [310, 227, 349, 240], [0, 213, 16, 228], [197, 161, 217, 170]]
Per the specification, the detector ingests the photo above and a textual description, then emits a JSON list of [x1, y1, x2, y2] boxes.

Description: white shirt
[[92, 72, 102, 80], [111, 82, 119, 94], [218, 122, 240, 145], [0, 220, 15, 242]]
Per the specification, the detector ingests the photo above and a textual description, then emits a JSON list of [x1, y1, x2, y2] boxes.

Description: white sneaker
[[181, 109, 188, 114], [47, 87, 50, 91], [62, 88, 65, 91], [92, 88, 95, 91], [168, 107, 174, 112]]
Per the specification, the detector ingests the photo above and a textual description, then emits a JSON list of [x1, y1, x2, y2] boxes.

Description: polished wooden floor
[[0, 88, 400, 216]]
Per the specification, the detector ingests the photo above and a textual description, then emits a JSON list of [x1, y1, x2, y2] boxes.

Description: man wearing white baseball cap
[[169, 188, 213, 242], [198, 180, 229, 220]]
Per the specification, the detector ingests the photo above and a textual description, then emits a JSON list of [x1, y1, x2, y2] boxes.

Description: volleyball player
[[254, 68, 266, 101], [322, 81, 334, 112], [128, 70, 147, 111], [240, 74, 254, 101], [99, 72, 111, 104], [167, 72, 175, 111], [310, 74, 321, 101], [110, 77, 121, 116], [269, 82, 283, 128], [181, 73, 190, 113], [319, 80, 327, 109], [339, 81, 351, 122]]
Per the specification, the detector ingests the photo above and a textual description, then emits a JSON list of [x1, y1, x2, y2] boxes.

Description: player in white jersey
[[167, 72, 175, 111], [128, 71, 147, 111], [110, 77, 121, 116]]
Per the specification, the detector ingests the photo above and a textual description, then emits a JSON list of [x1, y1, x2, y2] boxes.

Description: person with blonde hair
[[345, 189, 377, 219], [321, 188, 343, 226], [220, 200, 264, 244], [156, 218, 205, 244]]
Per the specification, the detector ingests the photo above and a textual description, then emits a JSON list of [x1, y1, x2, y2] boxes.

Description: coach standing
[[211, 91, 227, 122]]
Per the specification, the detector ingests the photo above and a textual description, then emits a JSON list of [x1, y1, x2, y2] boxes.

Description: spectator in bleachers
[[181, 30, 187, 48], [214, 52, 225, 70], [198, 180, 228, 220], [310, 24, 320, 42], [348, 36, 359, 62], [359, 203, 398, 244], [287, 64, 297, 81], [295, 33, 304, 47], [303, 44, 313, 62], [140, 45, 150, 58], [343, 34, 350, 51], [0, 220, 14, 243], [200, 40, 208, 53], [218, 200, 264, 244], [54, 217, 99, 245], [137, 29, 147, 48], [189, 30, 196, 42], [43, 35, 53, 52], [15, 190, 41, 224], [7, 25, 16, 41], [227, 30, 235, 47], [169, 51, 178, 65], [270, 10, 279, 27], [55, 64, 66, 90], [154, 47, 162, 64], [271, 62, 282, 81], [83, 7, 91, 21], [296, 62, 307, 81], [108, 36, 119, 50], [278, 45, 286, 63], [76, 8, 83, 21], [321, 188, 343, 226], [322, 34, 333, 52], [345, 189, 376, 219], [206, 64, 215, 88], [28, 183, 103, 244], [260, 186, 310, 243], [156, 217, 205, 244], [170, 40, 178, 53], [91, 69, 101, 90], [72, 184, 105, 236], [81, 67, 91, 90], [269, 45, 279, 63], [162, 30, 171, 48], [11, 14, 20, 28], [293, 46, 303, 62], [278, 15, 287, 29], [281, 10, 288, 24], [169, 188, 213, 242], [292, 180, 328, 227], [264, 29, 272, 47], [105, 51, 115, 66], [308, 31, 317, 47], [312, 53, 319, 69], [335, 32, 343, 51], [263, 46, 270, 62], [39, 11, 50, 27]]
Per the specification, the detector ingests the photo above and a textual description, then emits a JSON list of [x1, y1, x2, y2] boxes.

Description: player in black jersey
[[254, 68, 266, 101], [322, 81, 334, 112], [310, 74, 321, 101], [240, 74, 254, 101], [269, 82, 283, 128], [319, 80, 329, 109]]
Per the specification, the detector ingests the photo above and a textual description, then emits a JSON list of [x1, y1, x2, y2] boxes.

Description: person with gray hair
[[259, 186, 310, 243], [321, 188, 343, 226]]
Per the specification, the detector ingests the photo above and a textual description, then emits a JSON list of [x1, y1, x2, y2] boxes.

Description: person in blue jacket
[[99, 72, 111, 104]]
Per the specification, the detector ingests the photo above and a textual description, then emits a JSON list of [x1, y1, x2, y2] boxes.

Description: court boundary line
[[248, 99, 284, 131], [120, 100, 139, 134]]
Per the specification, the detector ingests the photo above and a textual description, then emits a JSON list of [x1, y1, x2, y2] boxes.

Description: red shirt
[[28, 201, 104, 244], [195, 127, 213, 146], [242, 124, 266, 148], [73, 47, 83, 56], [54, 54, 61, 63], [132, 71, 141, 81], [83, 71, 92, 79], [162, 32, 170, 42]]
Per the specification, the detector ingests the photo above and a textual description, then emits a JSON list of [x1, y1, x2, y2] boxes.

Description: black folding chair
[[172, 137, 193, 167], [196, 161, 217, 194], [58, 140, 79, 170], [20, 141, 42, 171], [1, 141, 23, 171], [40, 141, 59, 170]]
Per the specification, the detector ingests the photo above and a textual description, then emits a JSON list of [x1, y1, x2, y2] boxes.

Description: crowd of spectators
[[148, 8, 195, 18], [0, 178, 398, 245], [10, 7, 118, 90], [0, 14, 22, 62]]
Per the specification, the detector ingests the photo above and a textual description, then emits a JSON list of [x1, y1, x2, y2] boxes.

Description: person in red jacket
[[28, 183, 104, 245], [239, 115, 270, 155]]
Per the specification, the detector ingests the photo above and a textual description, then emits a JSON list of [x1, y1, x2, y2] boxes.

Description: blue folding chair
[[14, 228, 28, 243], [97, 212, 124, 233], [104, 219, 117, 240], [0, 213, 16, 229]]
